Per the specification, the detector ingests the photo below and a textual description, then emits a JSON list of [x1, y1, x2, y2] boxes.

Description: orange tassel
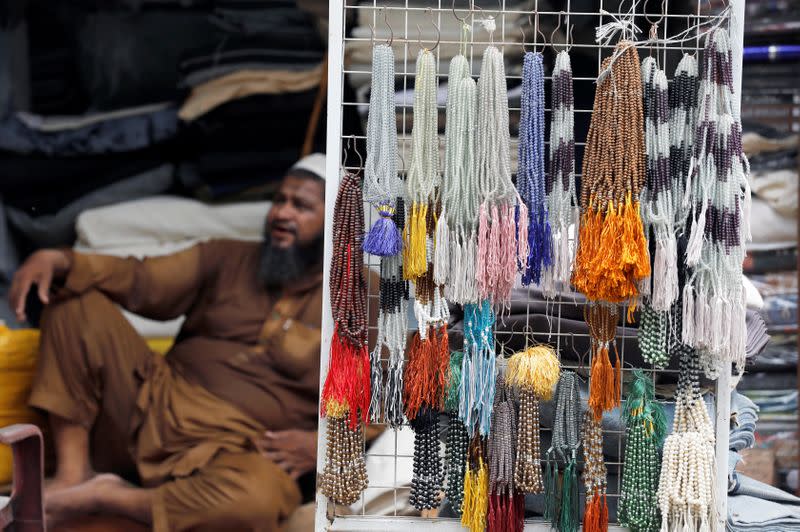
[[403, 325, 450, 419], [583, 491, 609, 532], [613, 347, 622, 408], [588, 344, 615, 420]]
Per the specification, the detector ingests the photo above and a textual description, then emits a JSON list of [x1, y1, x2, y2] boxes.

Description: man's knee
[[218, 455, 301, 526], [41, 290, 132, 351], [157, 453, 301, 531]]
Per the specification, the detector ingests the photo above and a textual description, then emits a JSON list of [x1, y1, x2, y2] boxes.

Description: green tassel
[[559, 458, 579, 532], [446, 351, 464, 412], [543, 452, 560, 527]]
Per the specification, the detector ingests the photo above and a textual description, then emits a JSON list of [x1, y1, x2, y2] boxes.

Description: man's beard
[[259, 230, 324, 289]]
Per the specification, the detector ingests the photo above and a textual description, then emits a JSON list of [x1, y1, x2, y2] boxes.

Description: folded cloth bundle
[[0, 103, 178, 156], [728, 493, 800, 531], [729, 391, 760, 452]]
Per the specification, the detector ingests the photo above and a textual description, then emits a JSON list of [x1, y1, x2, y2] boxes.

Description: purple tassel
[[363, 205, 402, 256]]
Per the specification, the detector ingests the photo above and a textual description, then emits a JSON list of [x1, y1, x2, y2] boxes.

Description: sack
[[0, 325, 44, 484]]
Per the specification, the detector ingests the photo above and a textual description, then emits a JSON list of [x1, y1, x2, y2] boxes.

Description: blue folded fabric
[[0, 105, 178, 156]]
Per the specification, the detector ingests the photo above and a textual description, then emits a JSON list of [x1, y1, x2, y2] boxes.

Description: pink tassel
[[477, 203, 491, 299], [516, 202, 530, 273]]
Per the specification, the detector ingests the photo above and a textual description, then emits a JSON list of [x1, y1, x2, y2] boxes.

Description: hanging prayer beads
[[657, 339, 716, 531], [440, 23, 480, 305], [321, 170, 370, 424], [668, 53, 699, 232], [581, 411, 608, 532], [459, 300, 497, 436], [376, 200, 411, 427], [409, 405, 444, 511], [641, 56, 677, 312], [444, 352, 468, 516], [637, 304, 669, 368], [319, 169, 371, 505], [462, 435, 489, 532], [475, 44, 527, 305], [542, 49, 577, 297], [506, 345, 560, 496], [363, 43, 403, 256], [585, 303, 622, 419], [320, 414, 369, 505], [683, 29, 751, 375], [404, 47, 440, 281], [572, 42, 650, 313], [544, 371, 581, 532], [517, 50, 551, 286], [487, 374, 524, 532], [617, 370, 666, 532]]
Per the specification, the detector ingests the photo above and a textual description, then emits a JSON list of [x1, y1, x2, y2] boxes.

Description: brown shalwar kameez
[[29, 240, 325, 531]]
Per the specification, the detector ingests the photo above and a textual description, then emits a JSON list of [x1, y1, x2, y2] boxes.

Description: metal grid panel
[[316, 0, 744, 529]]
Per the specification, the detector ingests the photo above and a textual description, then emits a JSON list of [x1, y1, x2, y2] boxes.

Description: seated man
[[9, 154, 329, 531]]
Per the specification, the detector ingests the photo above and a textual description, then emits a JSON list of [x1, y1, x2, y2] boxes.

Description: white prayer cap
[[289, 153, 326, 181]]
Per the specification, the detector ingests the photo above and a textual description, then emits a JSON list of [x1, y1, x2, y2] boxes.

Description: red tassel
[[321, 327, 371, 429]]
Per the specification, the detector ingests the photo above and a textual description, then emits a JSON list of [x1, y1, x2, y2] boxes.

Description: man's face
[[265, 174, 325, 248]]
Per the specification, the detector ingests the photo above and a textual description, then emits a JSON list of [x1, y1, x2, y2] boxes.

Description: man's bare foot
[[46, 473, 127, 525], [45, 468, 96, 495]]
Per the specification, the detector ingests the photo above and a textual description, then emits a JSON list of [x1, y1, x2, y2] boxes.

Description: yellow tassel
[[325, 399, 349, 418], [403, 202, 429, 280], [461, 458, 489, 532], [506, 345, 561, 401]]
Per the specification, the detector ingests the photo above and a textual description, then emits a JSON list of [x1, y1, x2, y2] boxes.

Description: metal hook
[[532, 12, 546, 54], [416, 8, 441, 52], [452, 0, 472, 24], [368, 7, 393, 47], [342, 135, 363, 173], [550, 11, 574, 53]]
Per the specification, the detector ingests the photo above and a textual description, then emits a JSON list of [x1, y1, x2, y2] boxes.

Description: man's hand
[[8, 249, 71, 322], [254, 429, 317, 480]]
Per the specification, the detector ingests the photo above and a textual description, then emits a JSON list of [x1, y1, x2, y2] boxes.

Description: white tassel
[[433, 212, 450, 286], [686, 201, 707, 267], [682, 283, 696, 346]]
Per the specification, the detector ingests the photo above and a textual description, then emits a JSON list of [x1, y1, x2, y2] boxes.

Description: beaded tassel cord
[[572, 42, 650, 314], [637, 304, 670, 368], [320, 171, 370, 505], [617, 370, 666, 532], [462, 435, 489, 532], [374, 197, 410, 427], [641, 56, 677, 311], [320, 415, 369, 506], [581, 411, 608, 532], [475, 44, 527, 305], [683, 29, 751, 375], [669, 53, 699, 231], [586, 303, 622, 419], [657, 340, 717, 531], [517, 50, 551, 286], [506, 345, 560, 495], [544, 371, 581, 532], [487, 375, 524, 532], [320, 171, 370, 427], [409, 405, 444, 511], [459, 300, 497, 436], [404, 47, 440, 281], [444, 351, 469, 516], [543, 49, 577, 297], [439, 23, 480, 305], [363, 43, 403, 256]]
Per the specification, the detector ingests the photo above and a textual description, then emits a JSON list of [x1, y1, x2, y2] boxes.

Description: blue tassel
[[363, 204, 402, 256]]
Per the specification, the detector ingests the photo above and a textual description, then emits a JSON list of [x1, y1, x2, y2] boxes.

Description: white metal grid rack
[[316, 0, 746, 529]]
